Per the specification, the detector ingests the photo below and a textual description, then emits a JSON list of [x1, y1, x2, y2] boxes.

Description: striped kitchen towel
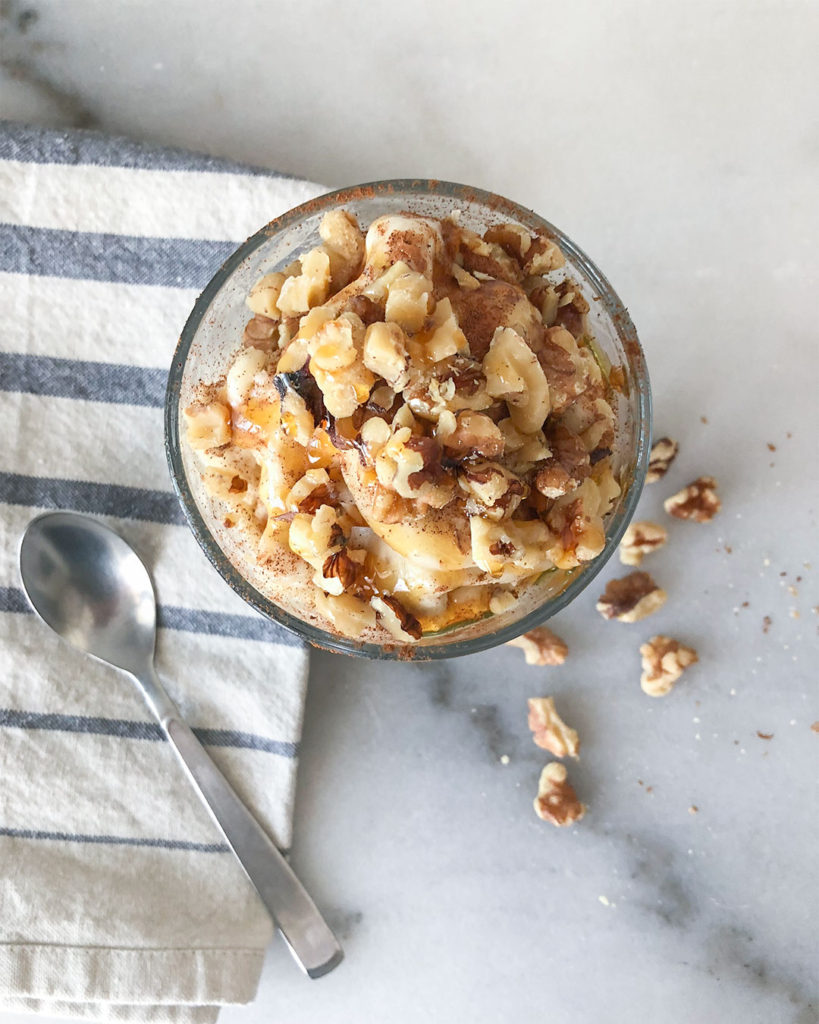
[[0, 122, 326, 1024]]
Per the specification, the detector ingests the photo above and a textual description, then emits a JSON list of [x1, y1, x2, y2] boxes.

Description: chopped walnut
[[533, 763, 585, 826], [646, 437, 679, 483], [527, 697, 579, 758], [438, 410, 505, 459], [405, 435, 447, 490], [322, 549, 358, 591], [243, 314, 279, 349], [483, 222, 532, 261], [535, 423, 590, 498], [459, 461, 527, 520], [371, 594, 423, 640], [184, 402, 231, 449], [639, 635, 699, 697], [522, 233, 566, 276], [596, 572, 667, 622], [664, 476, 721, 523], [506, 626, 568, 665], [619, 521, 668, 566]]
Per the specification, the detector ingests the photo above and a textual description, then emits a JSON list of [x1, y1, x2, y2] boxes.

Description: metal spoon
[[19, 510, 342, 979]]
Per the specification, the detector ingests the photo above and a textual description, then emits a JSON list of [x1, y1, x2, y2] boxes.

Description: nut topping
[[533, 763, 586, 826], [371, 594, 423, 640], [186, 209, 621, 646], [646, 437, 679, 482], [439, 411, 505, 459], [664, 476, 721, 522], [640, 635, 699, 697], [618, 521, 668, 566], [322, 550, 358, 591], [243, 314, 279, 349], [506, 626, 568, 665], [527, 697, 579, 757], [535, 423, 590, 498], [405, 435, 447, 489], [596, 572, 667, 622]]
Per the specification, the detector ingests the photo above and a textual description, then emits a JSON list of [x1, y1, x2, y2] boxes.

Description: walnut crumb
[[646, 437, 678, 482], [597, 572, 667, 622], [639, 635, 699, 697], [756, 731, 773, 740], [619, 521, 668, 566], [527, 697, 579, 758], [810, 722, 819, 734], [664, 476, 721, 522], [533, 763, 586, 827], [506, 626, 568, 665], [688, 805, 699, 815]]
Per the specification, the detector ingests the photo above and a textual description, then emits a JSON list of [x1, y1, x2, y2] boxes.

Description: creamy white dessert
[[184, 209, 622, 646]]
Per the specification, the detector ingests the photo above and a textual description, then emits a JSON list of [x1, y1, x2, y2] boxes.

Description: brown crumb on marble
[[688, 805, 698, 815], [762, 615, 772, 634], [811, 722, 819, 734], [756, 731, 773, 740], [767, 443, 777, 452], [700, 416, 708, 424]]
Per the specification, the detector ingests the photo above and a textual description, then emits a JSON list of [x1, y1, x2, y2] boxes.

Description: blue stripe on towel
[[0, 826, 230, 853], [0, 471, 186, 524], [0, 121, 290, 178], [1, 586, 299, 648], [0, 708, 298, 757], [0, 352, 166, 407], [0, 222, 236, 288]]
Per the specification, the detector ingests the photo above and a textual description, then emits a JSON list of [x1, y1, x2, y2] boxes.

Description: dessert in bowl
[[165, 181, 650, 659]]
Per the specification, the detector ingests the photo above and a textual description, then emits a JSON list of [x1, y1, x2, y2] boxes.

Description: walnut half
[[506, 626, 568, 666], [619, 521, 668, 566], [664, 476, 721, 523], [596, 572, 667, 622], [646, 437, 679, 482], [640, 635, 699, 697], [527, 697, 579, 758], [533, 763, 586, 826]]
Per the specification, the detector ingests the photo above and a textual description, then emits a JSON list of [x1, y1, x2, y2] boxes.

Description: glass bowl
[[165, 180, 651, 660]]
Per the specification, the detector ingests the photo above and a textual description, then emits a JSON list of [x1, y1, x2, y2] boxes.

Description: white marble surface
[[1, 1, 818, 1021]]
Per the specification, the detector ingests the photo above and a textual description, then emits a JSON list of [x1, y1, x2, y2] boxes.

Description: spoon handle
[[136, 667, 342, 978]]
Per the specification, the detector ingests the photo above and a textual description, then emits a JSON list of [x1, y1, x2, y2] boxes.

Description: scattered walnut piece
[[646, 437, 679, 483], [533, 763, 585, 826], [810, 722, 819, 734], [639, 635, 699, 697], [527, 697, 579, 758], [619, 521, 668, 566], [756, 731, 773, 740], [597, 572, 667, 622], [664, 476, 721, 523], [506, 626, 568, 665]]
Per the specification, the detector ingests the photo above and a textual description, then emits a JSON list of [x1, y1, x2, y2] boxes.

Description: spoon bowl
[[20, 512, 157, 675]]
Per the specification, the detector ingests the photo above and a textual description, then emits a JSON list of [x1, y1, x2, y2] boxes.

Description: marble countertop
[[1, 1, 817, 1021]]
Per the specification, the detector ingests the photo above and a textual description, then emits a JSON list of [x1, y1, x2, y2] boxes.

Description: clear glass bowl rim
[[165, 178, 652, 661]]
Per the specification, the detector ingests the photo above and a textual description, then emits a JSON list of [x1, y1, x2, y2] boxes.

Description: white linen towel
[[0, 122, 326, 1024]]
